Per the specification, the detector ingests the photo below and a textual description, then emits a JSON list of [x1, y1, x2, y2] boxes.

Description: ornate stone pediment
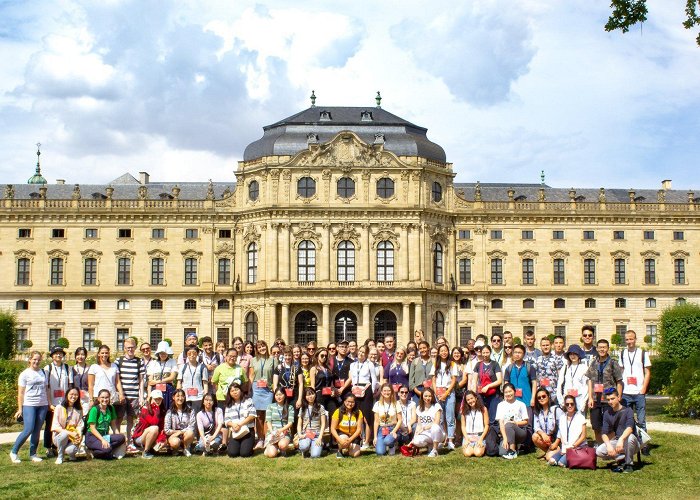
[[243, 225, 261, 245], [114, 249, 136, 258], [670, 250, 689, 259], [147, 249, 169, 259], [215, 242, 236, 257], [610, 250, 630, 259], [296, 132, 398, 168], [81, 249, 103, 260], [14, 249, 35, 259], [550, 250, 569, 259], [580, 250, 600, 259], [47, 249, 69, 259], [332, 222, 361, 250], [640, 250, 660, 259], [371, 223, 399, 249], [456, 242, 475, 257], [430, 224, 449, 245], [518, 250, 539, 259], [487, 250, 507, 259], [293, 222, 322, 249], [181, 249, 203, 258]]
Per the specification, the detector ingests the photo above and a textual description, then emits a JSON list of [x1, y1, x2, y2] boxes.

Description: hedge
[[0, 360, 26, 424], [648, 357, 677, 394], [659, 302, 700, 361]]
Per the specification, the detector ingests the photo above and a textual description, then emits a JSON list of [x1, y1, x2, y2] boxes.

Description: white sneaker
[[254, 440, 264, 450], [360, 443, 370, 451], [10, 452, 20, 464], [183, 448, 192, 457], [55, 457, 63, 465], [30, 455, 43, 462], [153, 442, 164, 453], [447, 441, 455, 450], [428, 449, 438, 457]]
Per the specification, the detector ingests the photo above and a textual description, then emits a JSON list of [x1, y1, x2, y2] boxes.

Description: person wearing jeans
[[10, 351, 50, 463], [431, 345, 458, 450], [496, 384, 529, 460], [372, 384, 402, 456], [619, 329, 651, 454], [297, 387, 327, 458]]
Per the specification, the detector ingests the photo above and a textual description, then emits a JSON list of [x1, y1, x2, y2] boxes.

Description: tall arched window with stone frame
[[297, 240, 316, 282], [247, 243, 258, 284], [377, 241, 394, 282], [433, 242, 443, 284]]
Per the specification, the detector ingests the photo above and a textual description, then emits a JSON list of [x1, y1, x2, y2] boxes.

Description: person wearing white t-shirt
[[396, 385, 416, 446], [10, 352, 50, 463], [619, 330, 651, 453], [496, 383, 529, 459], [547, 395, 587, 467], [403, 388, 445, 457], [87, 345, 125, 404], [556, 345, 589, 414], [430, 345, 458, 450]]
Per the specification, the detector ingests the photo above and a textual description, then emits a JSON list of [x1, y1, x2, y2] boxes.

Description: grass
[[1, 432, 699, 499]]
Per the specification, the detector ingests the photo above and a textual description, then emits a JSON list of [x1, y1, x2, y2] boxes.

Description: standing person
[[50, 387, 83, 464], [431, 344, 458, 449], [176, 332, 201, 367], [523, 330, 541, 367], [215, 341, 227, 357], [461, 390, 489, 458], [580, 326, 597, 362], [381, 335, 397, 367], [299, 352, 312, 389], [474, 345, 503, 423], [409, 341, 433, 405], [263, 388, 294, 458], [88, 345, 125, 406], [200, 336, 222, 395], [552, 336, 567, 365], [310, 348, 336, 418], [532, 388, 561, 455], [595, 390, 640, 473], [177, 346, 209, 414], [496, 383, 529, 460], [502, 344, 514, 371], [115, 337, 145, 452], [414, 329, 425, 344], [372, 384, 402, 456], [490, 334, 505, 366], [292, 344, 302, 367], [504, 345, 537, 408], [43, 346, 73, 458], [146, 341, 178, 410], [164, 389, 196, 456], [586, 339, 624, 444], [273, 346, 303, 412], [331, 394, 364, 458], [195, 393, 226, 455], [347, 340, 358, 361], [139, 343, 156, 394], [232, 337, 252, 372], [620, 329, 651, 454], [72, 347, 91, 411], [10, 351, 50, 463], [403, 388, 444, 458], [396, 385, 416, 447], [556, 345, 589, 414], [368, 347, 384, 387], [534, 337, 564, 405], [223, 382, 257, 458], [132, 391, 166, 459], [306, 341, 317, 358], [297, 387, 328, 459], [85, 389, 126, 460], [349, 346, 378, 450], [250, 340, 277, 450], [547, 395, 587, 467], [332, 340, 352, 400], [384, 347, 410, 393], [211, 348, 248, 409]]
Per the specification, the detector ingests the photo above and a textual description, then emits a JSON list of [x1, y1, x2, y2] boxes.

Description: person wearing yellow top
[[330, 394, 363, 458]]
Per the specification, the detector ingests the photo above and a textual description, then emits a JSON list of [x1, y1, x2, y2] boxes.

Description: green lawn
[[2, 432, 699, 499]]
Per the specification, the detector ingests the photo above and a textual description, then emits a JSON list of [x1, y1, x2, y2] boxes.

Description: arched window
[[523, 298, 535, 309], [585, 298, 597, 309], [645, 297, 656, 308], [554, 298, 566, 309], [245, 312, 258, 342], [49, 299, 62, 310], [184, 299, 197, 310], [248, 180, 259, 201], [432, 182, 443, 202], [376, 177, 394, 198], [83, 299, 96, 310], [432, 311, 445, 342], [337, 241, 355, 281], [676, 297, 686, 306], [433, 243, 443, 284], [615, 297, 627, 308], [298, 240, 316, 282], [247, 243, 258, 284], [459, 298, 472, 309], [491, 299, 503, 309], [377, 241, 394, 282], [217, 299, 230, 310], [294, 311, 317, 345], [16, 299, 29, 310], [334, 310, 358, 343], [150, 299, 163, 310], [373, 310, 397, 343], [117, 299, 130, 310]]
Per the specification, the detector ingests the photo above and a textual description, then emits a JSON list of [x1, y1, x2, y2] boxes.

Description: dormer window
[[319, 111, 332, 121], [575, 195, 586, 202], [159, 193, 174, 200], [29, 192, 41, 199], [91, 192, 107, 200], [514, 195, 527, 201], [634, 196, 645, 202], [361, 111, 373, 122]]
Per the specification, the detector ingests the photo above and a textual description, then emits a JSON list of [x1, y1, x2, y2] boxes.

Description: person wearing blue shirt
[[503, 345, 537, 408]]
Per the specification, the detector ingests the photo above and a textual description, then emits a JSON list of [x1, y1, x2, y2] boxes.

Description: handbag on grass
[[229, 420, 250, 439], [566, 446, 596, 470], [638, 428, 651, 445]]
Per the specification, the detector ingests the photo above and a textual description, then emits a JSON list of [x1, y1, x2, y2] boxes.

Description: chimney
[[56, 179, 65, 185], [662, 179, 672, 190], [139, 172, 150, 185]]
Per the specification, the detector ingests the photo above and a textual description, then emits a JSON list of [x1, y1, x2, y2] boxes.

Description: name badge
[[321, 387, 332, 396], [80, 390, 89, 400], [593, 383, 604, 393], [627, 377, 638, 386], [515, 388, 523, 398], [305, 429, 315, 439], [392, 384, 401, 393], [334, 379, 345, 388], [256, 379, 268, 388], [382, 427, 390, 436], [186, 387, 199, 397], [436, 387, 447, 398], [567, 389, 579, 397], [540, 378, 551, 387], [53, 389, 65, 399], [423, 379, 433, 388], [155, 383, 166, 391], [352, 386, 366, 397], [284, 388, 294, 398]]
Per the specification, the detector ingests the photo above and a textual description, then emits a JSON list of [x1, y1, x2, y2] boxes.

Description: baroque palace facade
[[1, 104, 698, 354]]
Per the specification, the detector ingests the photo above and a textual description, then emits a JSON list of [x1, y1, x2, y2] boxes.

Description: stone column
[[233, 306, 242, 340], [362, 303, 371, 342], [281, 223, 290, 282], [321, 303, 330, 346], [402, 302, 411, 347], [363, 223, 371, 281], [401, 223, 410, 281], [281, 304, 290, 343], [450, 304, 458, 346], [268, 302, 277, 342], [270, 223, 279, 282], [414, 303, 422, 333]]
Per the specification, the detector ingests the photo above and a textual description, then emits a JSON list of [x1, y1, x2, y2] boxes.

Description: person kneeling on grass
[[546, 395, 587, 467], [460, 390, 489, 458], [195, 393, 226, 455], [496, 383, 529, 460], [532, 387, 561, 456], [264, 388, 294, 458], [401, 387, 444, 458], [331, 393, 364, 458], [51, 387, 83, 464], [595, 389, 640, 473], [165, 389, 196, 456], [86, 389, 126, 460], [373, 383, 402, 456], [132, 390, 166, 459], [224, 382, 257, 458], [297, 387, 327, 458]]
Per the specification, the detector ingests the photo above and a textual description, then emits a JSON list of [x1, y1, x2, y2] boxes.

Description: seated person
[[595, 389, 640, 473]]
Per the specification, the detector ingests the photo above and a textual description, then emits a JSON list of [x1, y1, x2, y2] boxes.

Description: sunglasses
[[399, 390, 409, 394], [537, 395, 549, 400], [565, 402, 576, 407], [582, 334, 593, 338]]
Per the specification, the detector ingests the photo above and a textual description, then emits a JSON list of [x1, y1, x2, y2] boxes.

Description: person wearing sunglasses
[[580, 326, 597, 363], [326, 343, 337, 371], [501, 344, 514, 371], [250, 340, 277, 451], [547, 395, 587, 467], [396, 384, 416, 447], [532, 387, 562, 455], [311, 349, 337, 420]]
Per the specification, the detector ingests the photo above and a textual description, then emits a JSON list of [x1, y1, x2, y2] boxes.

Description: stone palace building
[[1, 101, 697, 353]]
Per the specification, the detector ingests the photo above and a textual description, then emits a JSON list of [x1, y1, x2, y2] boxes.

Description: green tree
[[658, 302, 700, 361], [0, 311, 18, 359], [606, 0, 700, 46]]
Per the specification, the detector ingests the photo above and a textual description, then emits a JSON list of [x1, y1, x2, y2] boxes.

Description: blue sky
[[0, 0, 698, 190]]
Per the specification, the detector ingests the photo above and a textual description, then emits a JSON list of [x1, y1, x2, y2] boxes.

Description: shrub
[[0, 310, 18, 359], [659, 302, 700, 361], [665, 352, 700, 418], [513, 337, 522, 346], [0, 359, 26, 424], [610, 333, 622, 348], [164, 338, 173, 346], [93, 339, 103, 348], [56, 337, 70, 349], [22, 339, 33, 350], [648, 357, 677, 394]]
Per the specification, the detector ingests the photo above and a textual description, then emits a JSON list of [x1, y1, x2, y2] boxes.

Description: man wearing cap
[[586, 339, 623, 444], [115, 337, 145, 452], [596, 389, 640, 473], [177, 332, 201, 368], [211, 348, 248, 409], [43, 346, 73, 458]]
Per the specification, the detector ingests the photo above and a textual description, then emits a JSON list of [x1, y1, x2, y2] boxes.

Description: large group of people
[[10, 327, 651, 473]]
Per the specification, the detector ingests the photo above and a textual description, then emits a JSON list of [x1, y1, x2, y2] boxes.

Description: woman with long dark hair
[[372, 383, 402, 456], [402, 387, 444, 457], [473, 344, 502, 423], [165, 388, 195, 456], [51, 387, 83, 464], [532, 386, 562, 455], [195, 393, 226, 455], [264, 387, 294, 458], [496, 383, 529, 460], [349, 346, 377, 450], [460, 390, 489, 458], [330, 393, 363, 458], [431, 344, 458, 450], [224, 382, 257, 457], [311, 348, 337, 417], [297, 387, 327, 458], [85, 389, 126, 459], [132, 390, 166, 459]]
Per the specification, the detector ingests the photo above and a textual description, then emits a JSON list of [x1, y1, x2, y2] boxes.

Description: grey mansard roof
[[243, 106, 447, 163], [10, 180, 235, 200]]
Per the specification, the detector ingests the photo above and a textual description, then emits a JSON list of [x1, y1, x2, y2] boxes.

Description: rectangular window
[[491, 326, 504, 336], [17, 258, 31, 286], [49, 328, 61, 349], [553, 259, 565, 285], [614, 258, 626, 284], [643, 230, 655, 240], [583, 259, 596, 284], [554, 325, 566, 337], [583, 230, 595, 240], [459, 327, 472, 346], [184, 258, 198, 285], [644, 258, 656, 285], [552, 230, 564, 240], [523, 326, 535, 336], [51, 228, 65, 238], [118, 228, 132, 238], [522, 259, 534, 285], [18, 228, 31, 238], [218, 258, 231, 285], [117, 257, 131, 285], [646, 324, 657, 346], [85, 228, 98, 239], [491, 259, 503, 285], [613, 230, 625, 240], [151, 228, 165, 239], [84, 258, 97, 285], [82, 328, 95, 351], [151, 258, 164, 285], [248, 245, 258, 284], [116, 328, 129, 352], [521, 230, 534, 240], [50, 258, 64, 285], [218, 229, 232, 239], [459, 258, 471, 285], [673, 231, 685, 241], [377, 244, 394, 282], [185, 228, 198, 239], [674, 259, 686, 285], [337, 244, 355, 282], [149, 328, 163, 346], [216, 327, 229, 346], [184, 327, 197, 341], [458, 230, 471, 240], [615, 324, 627, 337], [16, 328, 28, 351], [490, 230, 503, 240]]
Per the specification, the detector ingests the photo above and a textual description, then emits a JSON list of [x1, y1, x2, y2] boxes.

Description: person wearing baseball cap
[[177, 332, 201, 368], [132, 390, 165, 459]]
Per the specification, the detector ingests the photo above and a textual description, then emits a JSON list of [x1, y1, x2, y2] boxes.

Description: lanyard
[[568, 364, 579, 384], [626, 349, 638, 370], [437, 362, 451, 387], [159, 361, 168, 381], [75, 365, 87, 389], [355, 361, 366, 383], [513, 364, 524, 384], [469, 410, 478, 433], [258, 359, 267, 379], [233, 403, 242, 420], [382, 402, 392, 424], [336, 357, 346, 373], [204, 410, 214, 430], [400, 402, 409, 426], [173, 410, 183, 430], [186, 364, 197, 386], [539, 409, 552, 433], [597, 358, 610, 382], [53, 363, 64, 388], [566, 414, 575, 443]]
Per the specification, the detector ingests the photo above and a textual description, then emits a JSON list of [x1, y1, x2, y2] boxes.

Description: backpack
[[477, 363, 497, 397], [116, 356, 142, 379], [46, 363, 71, 388], [180, 363, 207, 385], [620, 349, 647, 368]]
